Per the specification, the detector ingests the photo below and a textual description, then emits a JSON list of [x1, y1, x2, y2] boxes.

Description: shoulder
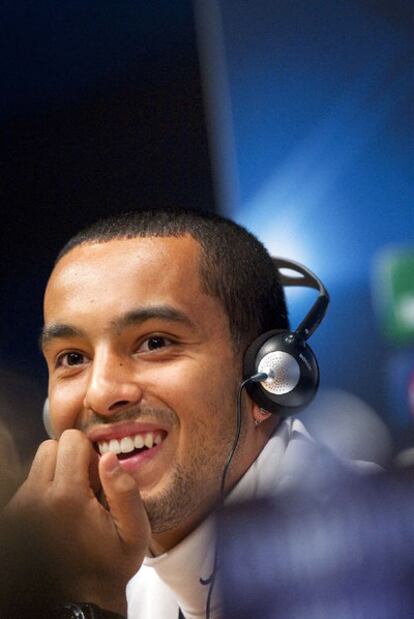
[[268, 417, 382, 494]]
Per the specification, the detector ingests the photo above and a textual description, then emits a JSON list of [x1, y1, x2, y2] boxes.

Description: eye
[[56, 351, 87, 368], [138, 336, 173, 353]]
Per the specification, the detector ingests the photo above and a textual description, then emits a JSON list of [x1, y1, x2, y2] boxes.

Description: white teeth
[[97, 431, 163, 455], [144, 433, 154, 448], [134, 434, 144, 449], [120, 436, 134, 453], [109, 439, 121, 454], [100, 441, 110, 454]]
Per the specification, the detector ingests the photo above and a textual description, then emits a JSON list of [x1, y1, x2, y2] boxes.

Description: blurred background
[[1, 0, 413, 466]]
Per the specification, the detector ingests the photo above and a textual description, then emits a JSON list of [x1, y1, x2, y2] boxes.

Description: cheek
[[154, 360, 231, 409], [155, 361, 237, 436]]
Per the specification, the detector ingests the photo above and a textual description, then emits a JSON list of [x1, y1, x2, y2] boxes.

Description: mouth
[[94, 430, 167, 461]]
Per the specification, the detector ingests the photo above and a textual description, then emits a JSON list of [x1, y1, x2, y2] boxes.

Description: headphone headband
[[272, 257, 329, 341]]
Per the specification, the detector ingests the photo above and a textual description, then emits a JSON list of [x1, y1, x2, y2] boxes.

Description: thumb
[[99, 452, 151, 551]]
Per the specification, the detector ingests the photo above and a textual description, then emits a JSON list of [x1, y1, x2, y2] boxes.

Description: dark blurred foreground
[[2, 437, 414, 617], [218, 471, 414, 619], [0, 516, 63, 618]]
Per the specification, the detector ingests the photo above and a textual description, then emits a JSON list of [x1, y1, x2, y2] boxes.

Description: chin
[[143, 485, 199, 535]]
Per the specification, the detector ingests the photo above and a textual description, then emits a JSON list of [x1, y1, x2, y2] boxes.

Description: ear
[[252, 403, 272, 426], [43, 397, 56, 438]]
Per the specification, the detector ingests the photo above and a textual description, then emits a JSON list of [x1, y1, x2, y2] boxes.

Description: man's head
[[41, 209, 289, 549], [56, 208, 289, 352]]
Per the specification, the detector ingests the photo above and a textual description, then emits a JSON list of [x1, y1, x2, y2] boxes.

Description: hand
[[6, 430, 150, 616]]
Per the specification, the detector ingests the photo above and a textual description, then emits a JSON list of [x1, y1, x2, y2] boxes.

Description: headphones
[[243, 257, 329, 416], [43, 398, 53, 438]]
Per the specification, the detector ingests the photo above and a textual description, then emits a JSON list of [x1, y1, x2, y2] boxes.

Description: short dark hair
[[57, 208, 289, 352]]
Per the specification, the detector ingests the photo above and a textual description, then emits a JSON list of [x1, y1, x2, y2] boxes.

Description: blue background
[[216, 0, 413, 440]]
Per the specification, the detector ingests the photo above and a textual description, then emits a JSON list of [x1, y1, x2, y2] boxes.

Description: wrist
[[51, 602, 126, 618], [60, 577, 128, 617]]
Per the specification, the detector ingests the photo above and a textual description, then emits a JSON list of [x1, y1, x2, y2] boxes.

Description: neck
[[149, 419, 278, 556]]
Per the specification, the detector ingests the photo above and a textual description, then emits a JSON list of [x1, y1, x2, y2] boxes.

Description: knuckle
[[37, 439, 57, 455], [59, 428, 84, 442], [50, 485, 77, 511], [50, 486, 67, 507], [103, 470, 137, 501], [114, 473, 137, 496]]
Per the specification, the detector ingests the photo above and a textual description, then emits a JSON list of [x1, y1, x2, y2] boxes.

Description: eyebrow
[[40, 305, 196, 350], [39, 324, 85, 350], [111, 305, 196, 332]]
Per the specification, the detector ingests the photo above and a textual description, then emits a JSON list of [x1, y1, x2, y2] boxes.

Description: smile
[[96, 430, 166, 459]]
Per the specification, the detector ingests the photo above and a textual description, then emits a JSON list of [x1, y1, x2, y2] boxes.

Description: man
[[8, 208, 328, 618]]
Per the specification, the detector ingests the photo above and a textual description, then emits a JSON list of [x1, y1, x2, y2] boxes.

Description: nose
[[83, 350, 143, 417]]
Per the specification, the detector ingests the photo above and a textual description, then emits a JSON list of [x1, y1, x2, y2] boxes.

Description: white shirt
[[126, 417, 318, 619]]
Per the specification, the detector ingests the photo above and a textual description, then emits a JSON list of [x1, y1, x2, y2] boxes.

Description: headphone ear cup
[[243, 330, 319, 416], [42, 398, 55, 439]]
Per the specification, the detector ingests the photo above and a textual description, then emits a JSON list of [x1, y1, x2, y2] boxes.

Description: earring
[[253, 408, 269, 427]]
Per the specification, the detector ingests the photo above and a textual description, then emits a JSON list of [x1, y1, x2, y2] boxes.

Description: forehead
[[45, 235, 207, 317]]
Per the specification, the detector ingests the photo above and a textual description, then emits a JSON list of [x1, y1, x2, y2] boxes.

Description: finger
[[88, 451, 101, 497], [26, 439, 58, 486], [53, 429, 96, 489], [99, 452, 151, 551], [6, 440, 58, 513]]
